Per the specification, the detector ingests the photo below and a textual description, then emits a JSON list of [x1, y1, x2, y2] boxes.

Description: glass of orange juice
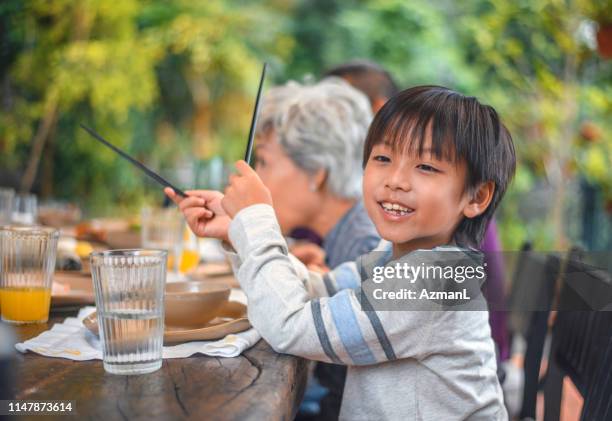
[[0, 225, 59, 324]]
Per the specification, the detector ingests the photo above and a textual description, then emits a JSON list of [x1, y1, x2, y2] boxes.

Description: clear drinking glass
[[0, 188, 14, 225], [0, 226, 59, 324], [90, 249, 167, 375], [12, 193, 37, 225], [141, 207, 184, 279]]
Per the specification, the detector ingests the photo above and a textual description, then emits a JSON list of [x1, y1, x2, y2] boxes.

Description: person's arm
[[223, 238, 333, 299], [221, 160, 434, 364], [229, 203, 435, 365], [223, 217, 361, 299]]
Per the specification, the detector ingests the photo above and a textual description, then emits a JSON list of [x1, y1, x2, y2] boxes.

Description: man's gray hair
[[258, 77, 372, 199]]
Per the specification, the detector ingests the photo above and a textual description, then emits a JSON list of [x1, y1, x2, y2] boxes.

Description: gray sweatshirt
[[227, 204, 507, 420]]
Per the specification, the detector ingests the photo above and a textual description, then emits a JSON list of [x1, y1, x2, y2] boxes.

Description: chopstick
[[81, 64, 266, 200], [244, 62, 267, 166], [79, 124, 189, 197]]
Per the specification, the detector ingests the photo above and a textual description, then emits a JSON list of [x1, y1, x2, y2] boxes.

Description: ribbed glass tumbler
[[0, 225, 59, 324], [90, 250, 167, 375]]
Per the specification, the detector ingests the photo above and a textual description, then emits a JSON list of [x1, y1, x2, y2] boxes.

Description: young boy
[[166, 85, 515, 420]]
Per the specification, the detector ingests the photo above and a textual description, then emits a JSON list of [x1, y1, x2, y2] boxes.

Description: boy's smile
[[379, 200, 415, 219], [363, 137, 472, 257]]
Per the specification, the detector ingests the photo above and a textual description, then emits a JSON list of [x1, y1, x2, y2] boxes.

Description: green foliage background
[[1, 0, 611, 250]]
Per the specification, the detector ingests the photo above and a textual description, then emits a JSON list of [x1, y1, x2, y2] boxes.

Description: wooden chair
[[580, 334, 612, 420], [543, 250, 612, 421]]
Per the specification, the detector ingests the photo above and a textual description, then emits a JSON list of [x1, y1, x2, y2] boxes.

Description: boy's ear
[[463, 181, 495, 219]]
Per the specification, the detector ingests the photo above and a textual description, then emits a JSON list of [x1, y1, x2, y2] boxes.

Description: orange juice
[[0, 287, 51, 323], [179, 250, 200, 273]]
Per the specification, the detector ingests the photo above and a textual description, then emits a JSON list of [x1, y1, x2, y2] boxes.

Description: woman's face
[[254, 130, 319, 234]]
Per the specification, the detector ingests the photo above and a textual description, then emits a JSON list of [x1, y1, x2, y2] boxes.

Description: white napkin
[[16, 289, 261, 361]]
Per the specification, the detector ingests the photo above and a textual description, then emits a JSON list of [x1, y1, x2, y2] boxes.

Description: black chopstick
[[244, 62, 267, 166], [79, 124, 188, 197]]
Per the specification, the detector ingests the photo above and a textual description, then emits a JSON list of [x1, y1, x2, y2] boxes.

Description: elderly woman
[[165, 77, 379, 267], [252, 77, 379, 268]]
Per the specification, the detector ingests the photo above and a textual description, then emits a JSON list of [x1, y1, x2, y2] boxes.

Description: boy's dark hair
[[362, 85, 516, 247], [324, 60, 399, 105]]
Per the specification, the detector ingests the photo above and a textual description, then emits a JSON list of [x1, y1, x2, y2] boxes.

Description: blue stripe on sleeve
[[322, 273, 336, 296], [328, 290, 377, 365], [357, 256, 368, 283], [311, 299, 342, 364], [334, 263, 359, 291], [360, 293, 397, 361]]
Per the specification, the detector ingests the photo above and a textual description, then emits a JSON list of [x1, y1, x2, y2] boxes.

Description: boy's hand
[[164, 188, 230, 242], [221, 160, 272, 217]]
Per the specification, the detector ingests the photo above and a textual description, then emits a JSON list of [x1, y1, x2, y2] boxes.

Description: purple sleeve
[[289, 227, 324, 246], [480, 219, 510, 361]]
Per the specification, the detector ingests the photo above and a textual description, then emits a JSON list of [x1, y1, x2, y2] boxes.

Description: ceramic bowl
[[164, 280, 230, 328]]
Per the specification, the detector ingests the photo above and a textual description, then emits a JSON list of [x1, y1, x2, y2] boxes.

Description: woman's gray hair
[[258, 77, 373, 199]]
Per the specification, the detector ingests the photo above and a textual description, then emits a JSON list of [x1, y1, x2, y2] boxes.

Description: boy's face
[[363, 135, 472, 256]]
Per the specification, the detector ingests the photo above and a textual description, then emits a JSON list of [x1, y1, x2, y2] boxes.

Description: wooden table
[[11, 310, 308, 420]]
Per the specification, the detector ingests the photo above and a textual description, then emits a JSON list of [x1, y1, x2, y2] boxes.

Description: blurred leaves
[[0, 0, 292, 214], [453, 0, 612, 249]]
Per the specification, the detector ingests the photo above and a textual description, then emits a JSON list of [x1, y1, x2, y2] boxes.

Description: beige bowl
[[164, 280, 230, 328]]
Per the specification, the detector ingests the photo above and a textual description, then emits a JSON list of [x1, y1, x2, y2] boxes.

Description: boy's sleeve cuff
[[228, 204, 285, 258]]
